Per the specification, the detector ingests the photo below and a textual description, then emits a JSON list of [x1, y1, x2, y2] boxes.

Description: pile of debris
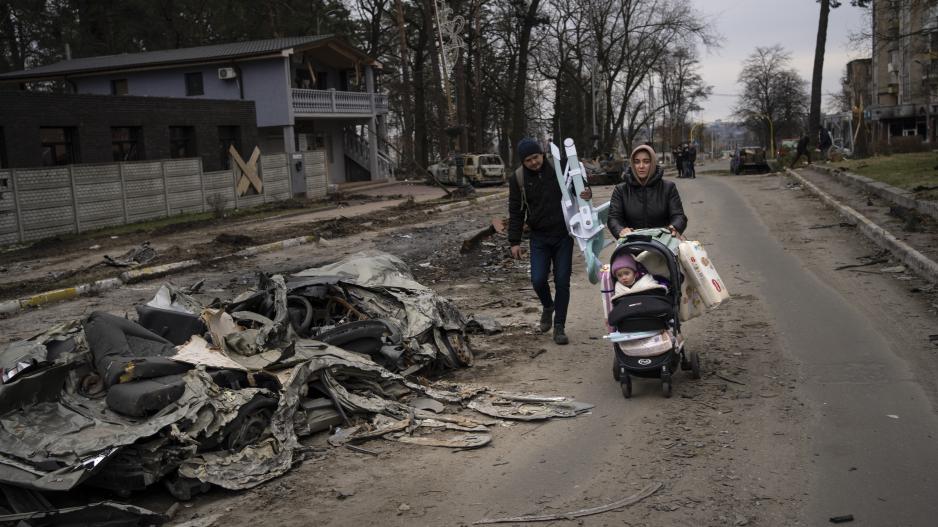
[[0, 252, 591, 524]]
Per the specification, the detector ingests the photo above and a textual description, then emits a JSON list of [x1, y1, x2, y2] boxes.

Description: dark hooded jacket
[[606, 165, 688, 236], [508, 158, 569, 245]]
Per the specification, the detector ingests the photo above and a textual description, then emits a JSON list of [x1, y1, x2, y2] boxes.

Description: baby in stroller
[[610, 253, 668, 302]]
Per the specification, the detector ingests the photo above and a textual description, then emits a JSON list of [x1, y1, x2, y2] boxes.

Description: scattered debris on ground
[[0, 251, 591, 523]]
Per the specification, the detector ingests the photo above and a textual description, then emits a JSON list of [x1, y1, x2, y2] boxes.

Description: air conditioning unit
[[218, 67, 238, 80]]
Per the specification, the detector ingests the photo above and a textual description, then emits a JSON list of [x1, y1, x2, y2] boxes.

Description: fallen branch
[[809, 222, 852, 230], [834, 259, 888, 271], [345, 444, 379, 456], [715, 373, 746, 386], [473, 482, 663, 524]]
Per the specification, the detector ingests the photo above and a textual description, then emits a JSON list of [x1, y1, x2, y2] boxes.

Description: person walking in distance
[[508, 138, 592, 345], [790, 134, 812, 168]]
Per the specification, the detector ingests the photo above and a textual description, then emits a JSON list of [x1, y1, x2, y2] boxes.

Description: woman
[[607, 144, 687, 238]]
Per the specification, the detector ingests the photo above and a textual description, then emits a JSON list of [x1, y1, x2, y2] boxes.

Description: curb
[[0, 191, 509, 317], [809, 165, 938, 222], [785, 169, 938, 284]]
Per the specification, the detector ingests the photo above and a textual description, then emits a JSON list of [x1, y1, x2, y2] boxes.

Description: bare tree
[[657, 45, 712, 151], [735, 45, 808, 149]]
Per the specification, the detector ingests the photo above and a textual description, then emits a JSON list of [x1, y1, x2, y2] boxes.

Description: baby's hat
[[611, 253, 638, 275]]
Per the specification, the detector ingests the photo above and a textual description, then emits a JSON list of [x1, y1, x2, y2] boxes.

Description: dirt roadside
[[2, 166, 937, 526], [0, 182, 488, 301]]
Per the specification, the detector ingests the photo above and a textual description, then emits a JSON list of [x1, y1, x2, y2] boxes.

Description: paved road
[[689, 169, 938, 525]]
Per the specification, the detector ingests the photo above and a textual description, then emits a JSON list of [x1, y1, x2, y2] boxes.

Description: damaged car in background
[[0, 252, 591, 524]]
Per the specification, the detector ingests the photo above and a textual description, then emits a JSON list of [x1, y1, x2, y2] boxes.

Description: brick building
[[0, 91, 258, 171], [868, 0, 938, 144]]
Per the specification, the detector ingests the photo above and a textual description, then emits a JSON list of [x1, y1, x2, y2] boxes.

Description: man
[[790, 134, 811, 168], [508, 138, 591, 345], [684, 142, 697, 179]]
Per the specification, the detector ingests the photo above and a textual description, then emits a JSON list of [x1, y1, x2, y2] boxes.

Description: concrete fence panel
[[203, 169, 237, 212], [74, 164, 124, 231], [0, 170, 18, 246], [2, 150, 332, 246], [303, 151, 328, 199], [260, 153, 290, 202]]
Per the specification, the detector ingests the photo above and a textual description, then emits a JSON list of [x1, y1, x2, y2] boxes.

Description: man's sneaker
[[553, 324, 569, 345], [539, 305, 554, 333]]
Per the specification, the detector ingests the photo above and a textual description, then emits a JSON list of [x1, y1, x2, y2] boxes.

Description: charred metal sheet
[[388, 431, 491, 449], [468, 394, 594, 421]]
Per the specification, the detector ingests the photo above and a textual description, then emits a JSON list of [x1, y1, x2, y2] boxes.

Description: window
[[315, 71, 329, 90], [112, 127, 142, 161], [218, 126, 241, 169], [40, 127, 78, 166], [339, 70, 349, 91], [0, 128, 6, 168], [185, 72, 204, 96], [169, 126, 196, 158], [110, 79, 128, 95]]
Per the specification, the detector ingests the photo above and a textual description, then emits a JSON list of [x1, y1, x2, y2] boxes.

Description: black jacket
[[606, 165, 688, 236], [508, 158, 569, 245]]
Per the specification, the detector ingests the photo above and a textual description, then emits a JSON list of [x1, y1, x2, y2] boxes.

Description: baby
[[610, 253, 668, 301]]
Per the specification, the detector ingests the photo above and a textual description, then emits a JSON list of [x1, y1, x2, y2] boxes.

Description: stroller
[[601, 228, 700, 398]]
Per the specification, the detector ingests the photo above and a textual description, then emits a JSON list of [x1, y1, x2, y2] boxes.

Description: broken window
[[110, 79, 128, 95], [40, 127, 78, 166], [218, 126, 241, 169], [169, 126, 196, 158], [111, 127, 142, 161]]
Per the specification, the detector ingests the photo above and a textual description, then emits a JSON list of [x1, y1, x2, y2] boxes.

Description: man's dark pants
[[529, 233, 574, 326]]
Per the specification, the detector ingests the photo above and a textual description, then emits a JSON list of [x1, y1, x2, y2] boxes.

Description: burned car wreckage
[[0, 252, 591, 523]]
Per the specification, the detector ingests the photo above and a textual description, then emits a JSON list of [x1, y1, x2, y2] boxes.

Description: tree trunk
[[393, 0, 415, 173], [413, 8, 431, 169], [809, 0, 831, 146], [508, 0, 541, 150], [425, 0, 449, 157], [471, 0, 483, 152]]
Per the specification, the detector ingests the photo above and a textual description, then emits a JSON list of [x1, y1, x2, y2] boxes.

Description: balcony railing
[[292, 89, 389, 115]]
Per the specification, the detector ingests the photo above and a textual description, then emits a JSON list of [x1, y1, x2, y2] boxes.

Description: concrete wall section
[[0, 150, 325, 246], [241, 58, 293, 128]]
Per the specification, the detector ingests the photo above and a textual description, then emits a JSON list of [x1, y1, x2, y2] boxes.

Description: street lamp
[[688, 122, 703, 143]]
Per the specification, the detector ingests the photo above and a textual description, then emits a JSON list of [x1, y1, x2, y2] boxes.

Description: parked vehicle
[[730, 146, 771, 174], [429, 154, 507, 186], [456, 154, 507, 186]]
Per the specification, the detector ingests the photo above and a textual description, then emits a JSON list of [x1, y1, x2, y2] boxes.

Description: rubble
[[0, 251, 591, 519]]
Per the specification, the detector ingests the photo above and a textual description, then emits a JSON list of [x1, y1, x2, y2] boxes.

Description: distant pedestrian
[[508, 138, 592, 345], [818, 126, 833, 161], [791, 134, 811, 168], [684, 142, 697, 179], [674, 145, 685, 178]]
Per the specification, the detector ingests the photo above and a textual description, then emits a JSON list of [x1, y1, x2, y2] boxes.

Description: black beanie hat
[[517, 137, 542, 160]]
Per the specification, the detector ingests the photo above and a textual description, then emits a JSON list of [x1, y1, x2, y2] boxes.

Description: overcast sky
[[689, 0, 871, 122]]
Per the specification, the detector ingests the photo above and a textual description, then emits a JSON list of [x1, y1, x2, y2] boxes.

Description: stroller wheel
[[689, 350, 701, 380], [612, 357, 620, 381], [661, 365, 672, 398], [680, 352, 691, 371], [620, 375, 632, 399]]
